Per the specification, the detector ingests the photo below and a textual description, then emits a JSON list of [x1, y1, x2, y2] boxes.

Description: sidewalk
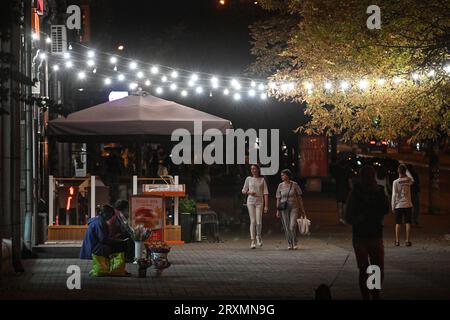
[[1, 194, 449, 300]]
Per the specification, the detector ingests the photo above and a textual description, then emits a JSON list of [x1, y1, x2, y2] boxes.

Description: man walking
[[392, 164, 414, 246]]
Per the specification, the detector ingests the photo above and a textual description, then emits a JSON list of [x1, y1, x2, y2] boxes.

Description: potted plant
[[146, 241, 171, 275], [131, 224, 151, 261]]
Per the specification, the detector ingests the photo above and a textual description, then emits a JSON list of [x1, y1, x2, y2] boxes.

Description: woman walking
[[242, 164, 269, 249], [276, 169, 306, 250]]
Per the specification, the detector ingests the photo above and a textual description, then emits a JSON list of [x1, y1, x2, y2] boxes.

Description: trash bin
[[180, 212, 195, 243]]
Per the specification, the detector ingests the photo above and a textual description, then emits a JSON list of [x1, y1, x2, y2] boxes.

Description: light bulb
[[65, 61, 73, 68], [233, 93, 241, 101], [196, 86, 203, 94], [110, 56, 118, 64], [170, 83, 177, 91], [52, 65, 59, 71], [118, 74, 125, 81], [129, 82, 138, 90], [46, 37, 52, 44], [161, 75, 168, 82], [104, 78, 112, 85], [129, 62, 138, 70], [151, 66, 159, 74], [340, 80, 350, 91], [324, 81, 333, 90], [87, 50, 95, 58], [171, 71, 178, 78], [78, 72, 86, 80], [156, 87, 163, 95], [258, 83, 265, 91], [376, 78, 386, 86], [145, 80, 151, 86], [248, 89, 256, 97], [223, 88, 230, 95], [191, 74, 199, 81], [260, 93, 267, 100], [251, 81, 256, 87], [137, 71, 144, 79], [181, 90, 188, 97], [358, 79, 369, 90], [63, 52, 71, 60], [39, 53, 46, 60], [87, 59, 95, 67]]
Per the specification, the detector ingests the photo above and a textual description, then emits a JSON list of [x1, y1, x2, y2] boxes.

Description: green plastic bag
[[90, 252, 127, 277]]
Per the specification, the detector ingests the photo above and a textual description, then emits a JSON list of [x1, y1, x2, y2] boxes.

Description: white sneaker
[[251, 240, 256, 249], [288, 245, 293, 250], [256, 237, 263, 247], [293, 245, 298, 250]]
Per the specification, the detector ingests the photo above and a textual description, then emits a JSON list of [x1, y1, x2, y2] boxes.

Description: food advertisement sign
[[130, 196, 164, 232]]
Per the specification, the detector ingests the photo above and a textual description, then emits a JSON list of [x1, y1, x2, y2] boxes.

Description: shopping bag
[[90, 254, 110, 277], [297, 217, 311, 235], [90, 252, 127, 277], [109, 252, 127, 276]]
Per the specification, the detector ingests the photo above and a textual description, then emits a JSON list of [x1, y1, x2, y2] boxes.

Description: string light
[[340, 80, 350, 91], [358, 79, 369, 90], [151, 66, 159, 74], [145, 80, 151, 86], [233, 93, 241, 101], [155, 87, 163, 95], [444, 64, 450, 74], [78, 71, 86, 80], [129, 62, 138, 70], [195, 86, 203, 94], [376, 78, 386, 86], [129, 82, 138, 90], [34, 33, 450, 103], [104, 78, 112, 85], [393, 76, 403, 84], [181, 90, 188, 97], [211, 76, 219, 89]]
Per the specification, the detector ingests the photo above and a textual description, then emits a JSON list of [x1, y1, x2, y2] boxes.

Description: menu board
[[130, 196, 164, 241]]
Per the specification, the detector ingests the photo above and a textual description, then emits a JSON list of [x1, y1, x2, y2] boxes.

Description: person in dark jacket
[[345, 165, 389, 300], [80, 205, 127, 259]]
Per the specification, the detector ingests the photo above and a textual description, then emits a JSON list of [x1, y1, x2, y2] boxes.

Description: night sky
[[74, 0, 305, 139]]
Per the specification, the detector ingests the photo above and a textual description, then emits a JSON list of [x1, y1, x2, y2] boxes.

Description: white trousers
[[247, 203, 263, 240]]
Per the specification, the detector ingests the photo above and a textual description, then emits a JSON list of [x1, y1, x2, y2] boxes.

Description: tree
[[250, 0, 449, 214]]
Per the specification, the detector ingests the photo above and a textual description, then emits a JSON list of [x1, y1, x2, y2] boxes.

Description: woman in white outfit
[[242, 164, 269, 249]]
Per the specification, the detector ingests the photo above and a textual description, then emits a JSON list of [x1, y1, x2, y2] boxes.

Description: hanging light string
[[34, 30, 449, 100]]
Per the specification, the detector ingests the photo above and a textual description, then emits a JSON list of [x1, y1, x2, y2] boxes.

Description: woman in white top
[[242, 164, 269, 249]]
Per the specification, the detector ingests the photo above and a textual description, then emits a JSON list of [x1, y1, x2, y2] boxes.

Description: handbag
[[297, 216, 311, 235], [277, 182, 292, 211]]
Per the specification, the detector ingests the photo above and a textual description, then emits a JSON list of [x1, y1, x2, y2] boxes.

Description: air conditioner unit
[[50, 25, 67, 54]]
